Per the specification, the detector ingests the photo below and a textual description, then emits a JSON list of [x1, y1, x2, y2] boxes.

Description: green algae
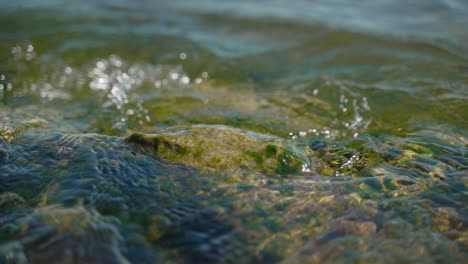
[[125, 125, 310, 175], [0, 114, 47, 142], [0, 2, 467, 262]]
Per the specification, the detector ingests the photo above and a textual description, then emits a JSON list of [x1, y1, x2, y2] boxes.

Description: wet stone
[[125, 125, 310, 176], [17, 205, 129, 264], [0, 125, 466, 263]]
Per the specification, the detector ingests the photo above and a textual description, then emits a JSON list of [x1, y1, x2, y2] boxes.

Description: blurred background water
[[1, 0, 467, 137], [0, 0, 467, 263]]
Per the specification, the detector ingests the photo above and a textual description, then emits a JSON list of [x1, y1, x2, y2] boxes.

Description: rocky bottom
[[0, 125, 467, 263]]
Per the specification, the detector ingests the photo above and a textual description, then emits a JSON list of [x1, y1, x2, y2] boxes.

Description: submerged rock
[[0, 125, 466, 263], [0, 130, 250, 263], [0, 192, 27, 210], [126, 125, 310, 175], [18, 205, 129, 264], [0, 114, 47, 142]]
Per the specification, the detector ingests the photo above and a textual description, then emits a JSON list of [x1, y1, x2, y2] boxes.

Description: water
[[0, 1, 467, 263]]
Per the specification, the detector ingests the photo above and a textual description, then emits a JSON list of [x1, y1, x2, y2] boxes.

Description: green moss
[[247, 151, 264, 166], [209, 156, 222, 164], [265, 145, 278, 157], [193, 146, 204, 159], [126, 125, 309, 175], [275, 150, 301, 175], [0, 115, 48, 142]]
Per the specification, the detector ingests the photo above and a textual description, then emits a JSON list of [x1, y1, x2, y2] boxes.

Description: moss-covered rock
[[0, 115, 47, 142], [126, 125, 310, 175]]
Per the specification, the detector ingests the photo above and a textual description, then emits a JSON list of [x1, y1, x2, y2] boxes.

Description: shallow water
[[0, 1, 467, 263]]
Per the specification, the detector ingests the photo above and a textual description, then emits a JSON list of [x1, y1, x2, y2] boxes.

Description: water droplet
[[180, 76, 190, 84], [170, 72, 179, 80]]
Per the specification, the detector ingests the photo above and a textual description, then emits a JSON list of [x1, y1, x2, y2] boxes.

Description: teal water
[[0, 1, 467, 263]]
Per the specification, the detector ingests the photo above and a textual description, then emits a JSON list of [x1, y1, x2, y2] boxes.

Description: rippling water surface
[[1, 1, 467, 263]]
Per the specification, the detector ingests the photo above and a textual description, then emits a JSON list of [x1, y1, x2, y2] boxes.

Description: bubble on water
[[180, 75, 190, 85], [11, 43, 36, 61], [109, 55, 123, 67], [170, 72, 179, 80], [5, 51, 211, 132], [11, 46, 19, 54], [179, 52, 187, 60], [96, 61, 106, 70], [301, 163, 312, 173], [362, 96, 371, 110], [37, 83, 70, 100], [90, 77, 109, 90], [155, 80, 162, 88]]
